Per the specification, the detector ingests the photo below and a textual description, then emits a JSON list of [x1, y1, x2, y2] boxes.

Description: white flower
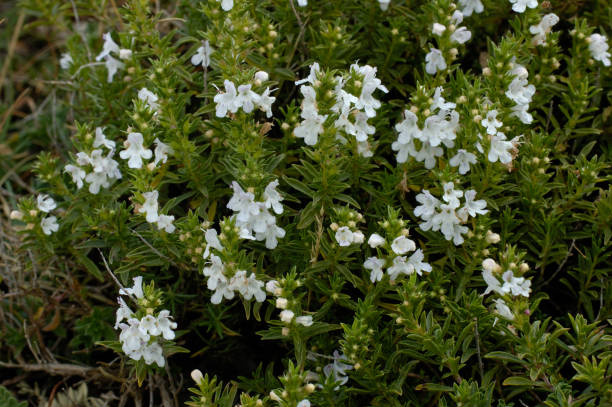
[[589, 34, 611, 67], [451, 27, 472, 44], [493, 298, 515, 320], [64, 164, 87, 189], [257, 224, 286, 250], [425, 48, 446, 75], [156, 214, 175, 233], [460, 190, 489, 218], [459, 0, 483, 16], [509, 0, 537, 13], [214, 80, 240, 117], [115, 297, 133, 329], [256, 87, 276, 118], [138, 191, 159, 223], [488, 132, 514, 164], [414, 190, 440, 220], [368, 233, 385, 248], [295, 63, 321, 86], [191, 40, 212, 67], [203, 255, 227, 292], [142, 342, 165, 367], [506, 77, 535, 105], [481, 110, 503, 135], [120, 276, 145, 299], [391, 236, 416, 255], [203, 228, 223, 259], [59, 53, 73, 69], [96, 32, 120, 61], [378, 0, 390, 10], [431, 87, 456, 114], [294, 110, 327, 146], [93, 127, 116, 150], [119, 49, 132, 59], [138, 88, 159, 111], [449, 149, 477, 175], [41, 216, 59, 235], [501, 270, 531, 297], [211, 280, 236, 304], [103, 55, 124, 83], [229, 270, 267, 302], [254, 71, 269, 83], [263, 180, 283, 214], [236, 84, 260, 113], [37, 194, 56, 213], [118, 319, 149, 360], [432, 23, 446, 36], [350, 64, 388, 118], [335, 226, 354, 246], [296, 315, 313, 326], [482, 269, 503, 295], [276, 298, 288, 309], [482, 258, 501, 273], [280, 309, 295, 323], [511, 103, 533, 124], [120, 132, 152, 169], [227, 181, 257, 221], [217, 0, 233, 11], [139, 315, 161, 336], [352, 230, 365, 244], [323, 351, 353, 389], [266, 280, 281, 295], [297, 400, 311, 407], [364, 257, 385, 282], [442, 182, 463, 209], [530, 13, 559, 46], [153, 138, 173, 166]]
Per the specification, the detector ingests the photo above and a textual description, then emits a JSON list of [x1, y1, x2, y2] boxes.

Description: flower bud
[[485, 230, 501, 244], [368, 233, 385, 248], [10, 210, 23, 220], [304, 383, 315, 393], [191, 369, 204, 384], [276, 297, 288, 309]]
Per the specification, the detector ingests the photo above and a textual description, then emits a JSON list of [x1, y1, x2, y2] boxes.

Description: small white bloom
[[59, 53, 73, 69], [120, 276, 145, 299], [506, 77, 535, 105], [488, 132, 514, 164], [294, 110, 327, 146], [449, 149, 476, 174], [203, 255, 227, 291], [335, 226, 354, 246], [425, 48, 447, 75], [352, 230, 365, 244], [93, 127, 116, 150], [115, 297, 133, 329], [368, 233, 385, 248], [138, 191, 159, 223], [378, 0, 390, 10], [450, 27, 472, 44], [509, 0, 538, 13], [138, 88, 160, 111], [297, 400, 311, 407], [229, 270, 267, 302], [263, 180, 283, 214], [391, 235, 416, 255], [103, 55, 124, 83], [142, 342, 165, 367], [296, 315, 313, 326], [214, 80, 240, 118], [364, 257, 385, 282], [156, 214, 175, 233], [414, 190, 440, 221], [460, 190, 489, 218], [217, 0, 233, 11], [153, 138, 173, 166], [530, 13, 559, 46], [481, 110, 503, 135], [432, 23, 446, 36], [511, 103, 533, 124], [157, 310, 177, 340], [280, 309, 295, 323], [459, 0, 484, 16], [493, 298, 515, 320], [266, 280, 281, 295], [482, 269, 503, 295], [442, 182, 463, 209], [589, 33, 611, 67], [41, 216, 59, 235], [120, 132, 152, 169], [96, 32, 120, 61], [118, 49, 132, 59], [256, 87, 276, 118], [37, 194, 57, 213], [295, 63, 321, 86], [236, 84, 260, 113], [191, 40, 212, 67], [482, 258, 500, 273]]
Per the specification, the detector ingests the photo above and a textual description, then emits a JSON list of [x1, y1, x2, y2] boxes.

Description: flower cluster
[[267, 279, 313, 334], [227, 180, 285, 249], [37, 194, 59, 235], [214, 74, 275, 118], [114, 277, 177, 367], [294, 62, 387, 156], [414, 182, 488, 245], [202, 222, 267, 304], [330, 207, 365, 247], [392, 87, 459, 169], [137, 190, 175, 233], [64, 127, 122, 194], [95, 32, 132, 82], [481, 258, 532, 321], [120, 132, 172, 170], [363, 213, 432, 282], [505, 63, 535, 125]]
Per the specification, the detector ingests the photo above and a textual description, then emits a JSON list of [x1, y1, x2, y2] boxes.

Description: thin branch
[[0, 361, 96, 377], [474, 317, 484, 382]]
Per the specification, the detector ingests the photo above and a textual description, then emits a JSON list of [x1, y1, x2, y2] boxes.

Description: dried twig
[[0, 361, 97, 377]]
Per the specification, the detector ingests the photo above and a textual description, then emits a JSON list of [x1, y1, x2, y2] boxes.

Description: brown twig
[[0, 361, 97, 377]]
